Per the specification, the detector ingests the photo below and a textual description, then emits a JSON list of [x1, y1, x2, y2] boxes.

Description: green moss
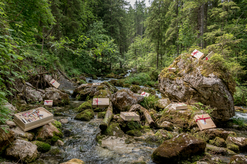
[[96, 85, 105, 90], [130, 85, 141, 93], [76, 100, 92, 112], [75, 109, 95, 121], [227, 143, 239, 153], [123, 83, 130, 88], [92, 75, 97, 79], [52, 120, 62, 129], [103, 122, 124, 137], [105, 72, 115, 78], [93, 89, 110, 98], [126, 130, 142, 136], [33, 141, 51, 153], [98, 112, 106, 118], [209, 137, 226, 147], [49, 147, 60, 155], [51, 136, 60, 144]]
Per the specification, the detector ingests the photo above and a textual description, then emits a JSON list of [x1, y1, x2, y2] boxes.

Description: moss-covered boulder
[[206, 144, 234, 155], [152, 133, 206, 163], [32, 141, 51, 153], [154, 129, 174, 142], [226, 136, 247, 151], [75, 109, 94, 121], [93, 89, 112, 99], [98, 112, 106, 118], [159, 53, 236, 121], [92, 75, 98, 79], [227, 143, 239, 153], [230, 155, 247, 164], [102, 122, 125, 137], [44, 87, 70, 106], [112, 89, 144, 112], [105, 72, 115, 78], [120, 121, 142, 132], [126, 130, 142, 136], [76, 100, 92, 112], [52, 120, 62, 129], [36, 123, 62, 141], [130, 85, 141, 93], [209, 137, 226, 147]]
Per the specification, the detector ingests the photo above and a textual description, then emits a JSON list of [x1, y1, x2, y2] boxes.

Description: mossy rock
[[123, 83, 130, 88], [52, 120, 62, 129], [103, 122, 125, 137], [92, 75, 98, 79], [155, 129, 174, 141], [94, 107, 105, 112], [48, 147, 61, 155], [126, 130, 142, 136], [130, 85, 141, 93], [105, 72, 115, 78], [75, 109, 95, 121], [116, 80, 124, 87], [32, 141, 51, 153], [227, 143, 239, 153], [209, 137, 226, 147], [120, 121, 142, 132], [76, 100, 92, 112], [93, 89, 111, 98], [98, 112, 106, 118]]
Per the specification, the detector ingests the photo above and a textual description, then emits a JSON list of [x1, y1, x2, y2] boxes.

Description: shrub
[[140, 95, 159, 109]]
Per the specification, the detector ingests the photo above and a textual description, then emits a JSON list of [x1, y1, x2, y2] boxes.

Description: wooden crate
[[92, 83, 101, 86], [168, 67, 176, 72], [50, 79, 60, 88], [141, 92, 150, 97], [194, 114, 216, 131], [176, 103, 188, 110], [204, 51, 214, 61], [120, 112, 140, 121], [92, 98, 109, 108], [13, 107, 53, 132], [44, 100, 53, 106], [191, 49, 204, 60]]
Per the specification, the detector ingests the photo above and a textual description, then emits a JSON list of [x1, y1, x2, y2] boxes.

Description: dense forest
[[1, 0, 247, 122]]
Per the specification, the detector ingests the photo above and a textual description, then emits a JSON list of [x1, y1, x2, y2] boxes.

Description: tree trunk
[[200, 3, 204, 48], [156, 40, 159, 69], [99, 102, 113, 131]]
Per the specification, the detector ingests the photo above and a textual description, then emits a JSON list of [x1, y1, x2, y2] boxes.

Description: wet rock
[[209, 137, 226, 147], [102, 122, 125, 137], [44, 87, 70, 106], [226, 136, 247, 151], [152, 133, 206, 163], [76, 100, 92, 112], [157, 98, 171, 109], [194, 128, 236, 142], [98, 112, 106, 118], [63, 129, 72, 137], [230, 155, 247, 164], [0, 127, 15, 154], [5, 121, 16, 128], [159, 54, 235, 121], [55, 140, 64, 146], [5, 139, 38, 163], [11, 127, 34, 141], [206, 144, 235, 155], [112, 89, 144, 112], [75, 109, 94, 121], [36, 123, 62, 140], [158, 121, 173, 131], [60, 158, 85, 164], [60, 119, 69, 124]]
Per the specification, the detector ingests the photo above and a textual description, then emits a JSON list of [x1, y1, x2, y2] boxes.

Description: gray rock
[[159, 54, 235, 121], [152, 133, 206, 163], [230, 155, 247, 164], [0, 127, 15, 154], [11, 127, 34, 141], [112, 89, 144, 111], [3, 102, 17, 116], [157, 98, 171, 109], [36, 123, 61, 140], [44, 87, 69, 106], [5, 121, 16, 128], [5, 139, 38, 163], [60, 119, 69, 124]]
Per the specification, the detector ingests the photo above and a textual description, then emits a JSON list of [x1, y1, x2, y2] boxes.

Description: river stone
[[61, 158, 85, 164], [11, 127, 34, 141], [44, 87, 69, 106], [157, 98, 171, 109], [112, 89, 144, 111], [0, 127, 15, 154], [60, 119, 69, 124], [36, 123, 61, 140], [55, 140, 64, 146], [230, 155, 247, 164], [5, 139, 38, 163], [226, 136, 247, 151], [5, 121, 16, 128], [159, 54, 235, 121], [152, 133, 206, 163]]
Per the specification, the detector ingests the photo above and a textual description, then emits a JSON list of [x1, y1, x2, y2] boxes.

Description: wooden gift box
[[92, 83, 101, 86], [191, 49, 204, 60], [194, 114, 216, 131], [50, 79, 60, 88], [14, 107, 53, 132], [176, 103, 188, 110], [120, 112, 140, 121], [141, 92, 150, 97], [204, 51, 214, 61], [44, 100, 53, 106], [92, 98, 109, 108], [168, 67, 176, 72]]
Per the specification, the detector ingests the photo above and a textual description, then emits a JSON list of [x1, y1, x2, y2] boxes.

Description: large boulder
[[36, 123, 62, 140], [159, 54, 235, 121], [0, 127, 15, 154], [11, 127, 34, 141], [5, 139, 38, 163], [226, 136, 247, 151], [112, 89, 144, 111], [152, 133, 206, 163], [43, 87, 69, 106]]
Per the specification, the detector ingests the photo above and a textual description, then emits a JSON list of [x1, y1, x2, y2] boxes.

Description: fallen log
[[99, 102, 113, 131], [129, 104, 155, 127]]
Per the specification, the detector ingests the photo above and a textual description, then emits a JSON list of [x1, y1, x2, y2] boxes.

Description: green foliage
[[231, 117, 246, 127], [234, 86, 247, 106], [193, 102, 214, 115], [140, 95, 159, 110], [124, 73, 153, 86], [34, 141, 51, 153]]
